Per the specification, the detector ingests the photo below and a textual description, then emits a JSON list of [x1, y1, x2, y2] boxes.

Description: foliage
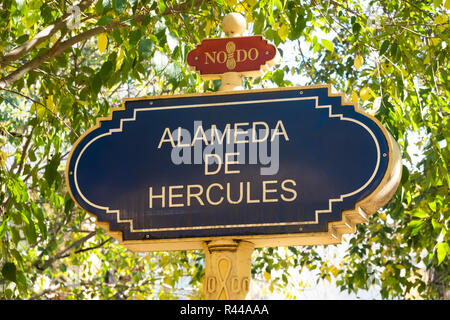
[[0, 0, 449, 299]]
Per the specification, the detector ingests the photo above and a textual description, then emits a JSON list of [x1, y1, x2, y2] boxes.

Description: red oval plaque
[[187, 36, 277, 79]]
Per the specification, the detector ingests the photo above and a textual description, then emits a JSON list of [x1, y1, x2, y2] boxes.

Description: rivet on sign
[[299, 91, 303, 95], [299, 227, 303, 231], [195, 56, 199, 60], [265, 51, 269, 55], [149, 101, 153, 105], [69, 171, 73, 175], [383, 153, 387, 157], [145, 235, 150, 239]]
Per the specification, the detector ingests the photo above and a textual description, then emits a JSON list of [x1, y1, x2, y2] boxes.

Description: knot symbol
[[225, 41, 236, 70], [216, 257, 231, 299]]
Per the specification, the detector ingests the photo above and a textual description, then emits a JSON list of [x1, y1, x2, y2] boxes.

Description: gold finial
[[222, 13, 246, 37]]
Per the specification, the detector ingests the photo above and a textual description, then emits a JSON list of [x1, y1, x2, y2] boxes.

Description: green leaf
[[7, 175, 29, 203], [44, 154, 60, 187], [64, 193, 75, 215], [401, 165, 409, 184], [390, 43, 398, 59], [95, 0, 105, 14], [11, 249, 24, 269], [10, 227, 21, 244], [158, 0, 166, 13], [0, 217, 9, 239], [15, 270, 28, 290], [290, 15, 306, 39], [428, 201, 437, 212], [113, 0, 127, 15], [138, 39, 154, 59], [91, 72, 103, 96], [97, 16, 113, 26], [411, 210, 428, 219], [272, 69, 285, 86], [408, 220, 424, 236], [129, 29, 143, 46], [28, 148, 37, 162], [60, 95, 74, 117], [40, 4, 53, 24], [435, 242, 449, 265], [24, 220, 37, 245], [32, 203, 47, 240], [431, 218, 442, 232], [20, 208, 32, 225], [96, 0, 112, 14], [380, 40, 390, 56], [2, 262, 17, 282], [99, 61, 113, 78], [408, 220, 423, 228], [321, 39, 334, 52], [253, 12, 265, 35], [59, 263, 67, 272], [166, 62, 182, 87], [274, 0, 283, 10], [352, 22, 361, 34]]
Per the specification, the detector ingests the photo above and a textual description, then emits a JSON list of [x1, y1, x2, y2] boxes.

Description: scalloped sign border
[[65, 85, 401, 251]]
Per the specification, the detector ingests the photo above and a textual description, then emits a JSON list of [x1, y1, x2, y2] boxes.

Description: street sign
[[187, 36, 277, 79], [66, 85, 401, 251]]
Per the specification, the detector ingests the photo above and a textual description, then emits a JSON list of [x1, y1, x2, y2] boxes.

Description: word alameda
[[157, 120, 289, 148]]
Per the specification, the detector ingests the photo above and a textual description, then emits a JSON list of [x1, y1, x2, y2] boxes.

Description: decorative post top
[[222, 12, 247, 37], [187, 13, 278, 91]]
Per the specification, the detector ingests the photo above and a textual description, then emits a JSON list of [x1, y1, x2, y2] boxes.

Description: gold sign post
[[201, 13, 265, 300], [203, 240, 254, 299]]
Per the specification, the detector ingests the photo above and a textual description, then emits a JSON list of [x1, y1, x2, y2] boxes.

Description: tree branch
[[0, 17, 141, 87], [59, 237, 112, 259], [0, 0, 211, 87], [0, 87, 78, 135], [34, 231, 97, 271], [16, 125, 35, 176], [0, 0, 95, 68]]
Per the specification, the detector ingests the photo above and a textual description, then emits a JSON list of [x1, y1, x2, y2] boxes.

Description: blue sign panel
[[66, 86, 396, 244]]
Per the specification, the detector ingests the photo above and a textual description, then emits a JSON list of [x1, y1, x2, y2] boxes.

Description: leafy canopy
[[0, 0, 449, 299]]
